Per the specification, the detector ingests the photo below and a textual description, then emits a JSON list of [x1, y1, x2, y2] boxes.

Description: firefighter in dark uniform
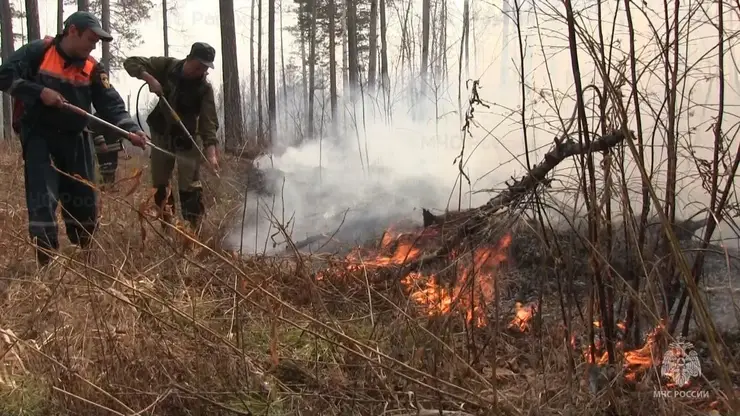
[[0, 11, 148, 266], [90, 113, 124, 185], [123, 42, 220, 231]]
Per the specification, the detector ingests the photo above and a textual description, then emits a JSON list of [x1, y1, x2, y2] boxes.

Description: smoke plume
[[226, 95, 509, 255]]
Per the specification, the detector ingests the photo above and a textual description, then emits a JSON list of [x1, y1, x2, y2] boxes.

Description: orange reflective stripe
[[83, 58, 95, 77], [38, 47, 95, 86]]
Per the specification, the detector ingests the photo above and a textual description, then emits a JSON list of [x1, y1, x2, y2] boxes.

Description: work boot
[[33, 234, 58, 268], [154, 186, 175, 229], [101, 171, 116, 185], [179, 188, 205, 232], [35, 246, 59, 274]]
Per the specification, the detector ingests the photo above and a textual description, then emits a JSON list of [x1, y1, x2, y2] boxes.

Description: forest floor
[[0, 139, 737, 416]]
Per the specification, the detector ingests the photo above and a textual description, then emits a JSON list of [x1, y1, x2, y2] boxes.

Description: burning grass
[[0, 140, 737, 415]]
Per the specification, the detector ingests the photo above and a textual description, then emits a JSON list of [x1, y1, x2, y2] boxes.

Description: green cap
[[64, 11, 113, 42], [187, 42, 216, 69]]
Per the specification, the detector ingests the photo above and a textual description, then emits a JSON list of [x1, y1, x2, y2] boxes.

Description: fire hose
[[85, 84, 263, 197], [90, 84, 220, 178], [155, 93, 215, 176], [63, 102, 176, 157], [132, 83, 220, 177]]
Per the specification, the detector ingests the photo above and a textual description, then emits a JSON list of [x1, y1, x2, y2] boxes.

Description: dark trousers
[[96, 148, 119, 184], [21, 126, 98, 262]]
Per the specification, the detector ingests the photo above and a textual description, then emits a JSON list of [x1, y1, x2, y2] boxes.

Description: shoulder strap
[[11, 37, 56, 134], [83, 55, 97, 78], [30, 36, 55, 74]]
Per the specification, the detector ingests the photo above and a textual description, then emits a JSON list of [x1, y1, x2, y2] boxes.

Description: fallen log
[[423, 130, 628, 230]]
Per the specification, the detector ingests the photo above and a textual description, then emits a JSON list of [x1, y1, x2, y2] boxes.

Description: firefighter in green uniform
[[122, 42, 220, 230]]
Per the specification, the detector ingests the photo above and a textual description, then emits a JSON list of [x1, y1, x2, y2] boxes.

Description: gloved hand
[[127, 131, 149, 149], [40, 87, 65, 107], [205, 145, 220, 173]]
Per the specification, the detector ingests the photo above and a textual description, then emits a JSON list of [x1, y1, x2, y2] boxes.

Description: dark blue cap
[[64, 11, 113, 42]]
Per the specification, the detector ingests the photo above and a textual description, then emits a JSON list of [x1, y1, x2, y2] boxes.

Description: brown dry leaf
[[174, 221, 199, 251]]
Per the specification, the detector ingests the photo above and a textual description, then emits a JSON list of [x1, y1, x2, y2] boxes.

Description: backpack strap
[[11, 36, 57, 135], [26, 36, 55, 77]]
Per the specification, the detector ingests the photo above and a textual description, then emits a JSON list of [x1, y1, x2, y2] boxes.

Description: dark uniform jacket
[[0, 35, 141, 136], [122, 56, 219, 149]]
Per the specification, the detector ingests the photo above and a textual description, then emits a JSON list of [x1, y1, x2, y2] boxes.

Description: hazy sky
[[13, 0, 278, 104], [16, 0, 472, 106]]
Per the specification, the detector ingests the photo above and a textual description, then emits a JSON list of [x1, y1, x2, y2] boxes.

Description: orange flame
[[579, 322, 665, 383], [400, 233, 512, 327], [324, 225, 512, 327], [509, 302, 537, 331]]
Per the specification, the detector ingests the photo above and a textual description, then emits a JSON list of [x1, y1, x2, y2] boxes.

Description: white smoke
[[222, 0, 740, 255], [225, 86, 515, 255]]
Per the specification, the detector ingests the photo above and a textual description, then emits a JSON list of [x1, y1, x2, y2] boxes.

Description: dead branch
[[423, 130, 628, 229]]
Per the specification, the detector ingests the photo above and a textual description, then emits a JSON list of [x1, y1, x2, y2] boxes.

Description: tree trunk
[[438, 0, 447, 82], [1, 0, 14, 139], [346, 0, 359, 98], [420, 0, 430, 86], [368, 0, 377, 90], [257, 0, 263, 141], [101, 0, 111, 68], [219, 0, 245, 151], [268, 0, 275, 144], [249, 0, 255, 130], [77, 0, 89, 11], [400, 2, 412, 80], [463, 0, 469, 77], [162, 0, 169, 56], [57, 0, 64, 33], [25, 0, 40, 41], [307, 0, 317, 139], [341, 2, 348, 93], [328, 0, 337, 122], [379, 0, 388, 90], [299, 3, 307, 110], [279, 0, 287, 103]]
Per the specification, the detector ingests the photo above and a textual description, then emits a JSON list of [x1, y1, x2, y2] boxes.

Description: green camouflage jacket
[[123, 56, 219, 148]]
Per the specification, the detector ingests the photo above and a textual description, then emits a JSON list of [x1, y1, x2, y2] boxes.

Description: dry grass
[[0, 140, 734, 415]]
